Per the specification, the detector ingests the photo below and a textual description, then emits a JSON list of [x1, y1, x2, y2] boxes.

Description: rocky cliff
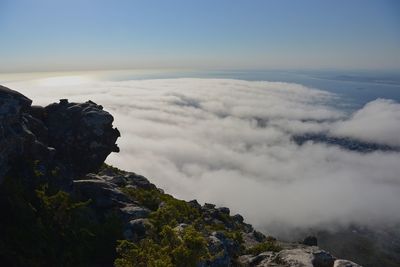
[[0, 85, 360, 267]]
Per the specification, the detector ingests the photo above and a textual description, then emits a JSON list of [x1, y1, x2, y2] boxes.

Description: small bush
[[246, 241, 282, 255], [122, 187, 162, 211], [0, 177, 122, 267], [115, 225, 209, 267]]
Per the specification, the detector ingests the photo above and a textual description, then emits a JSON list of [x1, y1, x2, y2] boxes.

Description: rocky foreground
[[0, 85, 360, 267]]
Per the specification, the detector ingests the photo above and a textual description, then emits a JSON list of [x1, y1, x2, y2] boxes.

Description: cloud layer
[[7, 78, 400, 236]]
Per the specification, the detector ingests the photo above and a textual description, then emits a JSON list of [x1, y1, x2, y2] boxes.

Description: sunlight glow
[[37, 75, 92, 87]]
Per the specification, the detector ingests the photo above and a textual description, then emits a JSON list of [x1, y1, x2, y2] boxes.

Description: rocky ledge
[[0, 85, 360, 267]]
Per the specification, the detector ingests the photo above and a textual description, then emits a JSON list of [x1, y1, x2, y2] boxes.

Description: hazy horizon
[[1, 0, 400, 72]]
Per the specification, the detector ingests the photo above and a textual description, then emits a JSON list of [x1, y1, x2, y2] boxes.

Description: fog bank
[[7, 78, 400, 236]]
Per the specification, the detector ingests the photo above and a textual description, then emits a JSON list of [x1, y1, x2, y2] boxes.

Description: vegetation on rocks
[[115, 225, 209, 267], [245, 241, 282, 255], [0, 172, 123, 267]]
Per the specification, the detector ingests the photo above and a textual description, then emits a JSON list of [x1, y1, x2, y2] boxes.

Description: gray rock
[[120, 204, 150, 220], [232, 214, 244, 223], [123, 218, 151, 241], [218, 207, 230, 215], [333, 259, 362, 267], [188, 199, 202, 209], [271, 247, 335, 267], [125, 172, 155, 189], [275, 248, 315, 266], [44, 99, 120, 175], [238, 252, 274, 266], [207, 231, 241, 266], [312, 251, 335, 267], [73, 179, 129, 209], [0, 85, 52, 184], [0, 85, 120, 187], [87, 173, 127, 187], [0, 85, 30, 181], [253, 230, 267, 242], [302, 236, 318, 246], [204, 203, 216, 210]]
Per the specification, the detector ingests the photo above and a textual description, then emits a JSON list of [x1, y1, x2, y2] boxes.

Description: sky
[[0, 0, 399, 72]]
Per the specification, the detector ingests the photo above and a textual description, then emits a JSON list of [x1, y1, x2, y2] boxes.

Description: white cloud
[[331, 99, 400, 147], [6, 77, 400, 236]]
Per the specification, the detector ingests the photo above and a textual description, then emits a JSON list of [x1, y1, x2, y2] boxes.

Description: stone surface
[[72, 179, 129, 209], [123, 218, 151, 241], [0, 85, 120, 185], [302, 236, 318, 246], [120, 204, 151, 221], [0, 85, 35, 183], [333, 259, 362, 267], [44, 99, 120, 175]]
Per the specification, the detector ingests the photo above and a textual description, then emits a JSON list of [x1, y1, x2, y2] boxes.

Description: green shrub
[[99, 163, 125, 174], [0, 177, 122, 267], [115, 225, 209, 267], [150, 196, 201, 231], [122, 187, 162, 211], [246, 241, 282, 255], [115, 239, 173, 267], [172, 226, 210, 267]]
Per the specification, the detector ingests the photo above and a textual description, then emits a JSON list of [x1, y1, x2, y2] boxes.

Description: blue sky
[[0, 0, 399, 72]]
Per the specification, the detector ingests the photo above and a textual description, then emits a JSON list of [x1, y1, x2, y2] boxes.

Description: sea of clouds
[[7, 77, 400, 236]]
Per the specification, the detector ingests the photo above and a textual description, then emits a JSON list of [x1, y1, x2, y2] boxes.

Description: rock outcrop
[[44, 99, 120, 175], [0, 85, 47, 184], [0, 85, 120, 186]]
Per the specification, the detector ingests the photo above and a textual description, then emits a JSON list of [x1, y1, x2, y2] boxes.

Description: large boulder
[[0, 85, 120, 185], [44, 99, 120, 175], [0, 85, 40, 184], [72, 179, 130, 209], [333, 259, 361, 267]]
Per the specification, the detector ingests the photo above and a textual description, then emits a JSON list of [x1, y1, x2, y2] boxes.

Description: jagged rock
[[204, 203, 216, 209], [232, 214, 244, 223], [218, 207, 230, 215], [207, 231, 242, 266], [1, 85, 33, 183], [253, 230, 267, 242], [86, 173, 127, 187], [238, 251, 276, 266], [44, 99, 120, 175], [0, 85, 60, 188], [72, 179, 129, 209], [120, 204, 151, 221], [312, 251, 336, 267], [333, 259, 361, 267], [123, 218, 152, 241], [268, 248, 335, 267], [125, 172, 155, 189], [302, 236, 318, 246], [0, 85, 120, 186], [188, 199, 202, 209]]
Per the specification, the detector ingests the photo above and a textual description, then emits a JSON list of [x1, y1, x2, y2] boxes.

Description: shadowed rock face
[[0, 85, 36, 184], [0, 85, 120, 184], [43, 99, 120, 175]]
